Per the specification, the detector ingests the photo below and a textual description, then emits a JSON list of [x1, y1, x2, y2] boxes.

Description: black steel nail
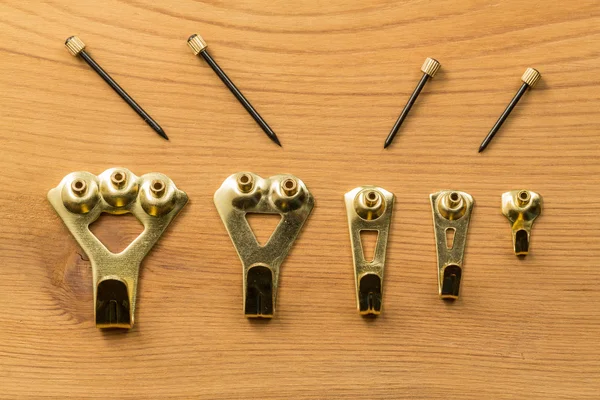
[[478, 68, 541, 153], [65, 36, 168, 141], [384, 58, 440, 149], [187, 34, 281, 147]]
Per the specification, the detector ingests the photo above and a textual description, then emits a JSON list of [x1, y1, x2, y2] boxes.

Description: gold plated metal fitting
[[430, 190, 474, 300], [214, 172, 314, 318], [344, 186, 394, 315], [502, 190, 543, 256], [187, 34, 208, 55], [48, 168, 188, 328], [421, 57, 441, 78], [521, 67, 542, 88], [65, 35, 86, 56]]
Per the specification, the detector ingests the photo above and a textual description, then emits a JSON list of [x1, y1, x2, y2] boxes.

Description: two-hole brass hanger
[[48, 168, 188, 328], [214, 172, 314, 318]]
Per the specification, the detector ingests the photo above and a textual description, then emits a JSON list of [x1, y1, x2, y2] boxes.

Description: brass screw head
[[421, 57, 441, 78], [65, 36, 86, 56], [187, 34, 208, 55], [521, 67, 541, 88], [71, 179, 88, 196], [150, 180, 166, 198]]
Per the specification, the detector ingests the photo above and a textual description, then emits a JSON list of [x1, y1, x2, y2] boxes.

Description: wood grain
[[1, 1, 600, 398]]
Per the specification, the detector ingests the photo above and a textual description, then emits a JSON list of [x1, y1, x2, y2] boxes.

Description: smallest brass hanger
[[344, 186, 394, 315], [502, 190, 543, 256]]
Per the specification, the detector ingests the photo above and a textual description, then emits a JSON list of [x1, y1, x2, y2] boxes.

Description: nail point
[[271, 134, 282, 147]]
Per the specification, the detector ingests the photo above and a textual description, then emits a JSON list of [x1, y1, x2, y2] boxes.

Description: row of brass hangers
[[65, 35, 541, 152], [48, 168, 542, 329]]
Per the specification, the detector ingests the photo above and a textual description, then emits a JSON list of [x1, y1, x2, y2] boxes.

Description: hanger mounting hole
[[111, 171, 126, 186], [282, 178, 298, 196], [71, 179, 87, 195]]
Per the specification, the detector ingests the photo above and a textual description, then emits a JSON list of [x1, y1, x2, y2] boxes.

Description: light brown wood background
[[1, 0, 599, 398]]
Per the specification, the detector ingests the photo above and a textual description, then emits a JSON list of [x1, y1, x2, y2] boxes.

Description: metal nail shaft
[[478, 67, 541, 153], [187, 34, 281, 147], [478, 83, 527, 153], [65, 36, 168, 140], [384, 74, 429, 148], [384, 57, 441, 149]]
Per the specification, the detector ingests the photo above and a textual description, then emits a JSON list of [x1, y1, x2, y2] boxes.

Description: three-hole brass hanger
[[48, 168, 188, 328]]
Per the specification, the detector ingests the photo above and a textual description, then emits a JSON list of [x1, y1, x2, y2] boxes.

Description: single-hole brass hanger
[[344, 186, 394, 315], [214, 172, 314, 318], [430, 190, 474, 300], [48, 168, 188, 328], [502, 190, 542, 256]]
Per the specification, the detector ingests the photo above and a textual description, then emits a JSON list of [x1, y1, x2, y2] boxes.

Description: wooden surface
[[1, 1, 599, 398]]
